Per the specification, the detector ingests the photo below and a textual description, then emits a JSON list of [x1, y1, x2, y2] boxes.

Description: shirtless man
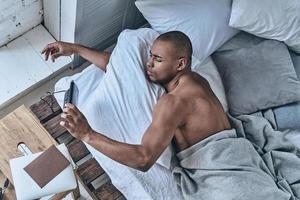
[[42, 31, 230, 171]]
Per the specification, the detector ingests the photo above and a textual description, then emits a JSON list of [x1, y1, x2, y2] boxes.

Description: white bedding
[[229, 0, 300, 53], [54, 28, 227, 199], [55, 65, 183, 200], [135, 0, 239, 63]]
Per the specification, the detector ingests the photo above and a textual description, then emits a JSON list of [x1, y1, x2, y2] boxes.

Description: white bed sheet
[[54, 65, 183, 200], [54, 28, 227, 199], [54, 61, 226, 199]]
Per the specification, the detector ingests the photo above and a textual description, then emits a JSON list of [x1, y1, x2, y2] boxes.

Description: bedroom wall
[[0, 0, 146, 63], [72, 0, 146, 68], [43, 0, 60, 40], [0, 0, 43, 47]]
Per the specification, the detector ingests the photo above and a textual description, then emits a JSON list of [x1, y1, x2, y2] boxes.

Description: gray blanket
[[172, 111, 300, 200]]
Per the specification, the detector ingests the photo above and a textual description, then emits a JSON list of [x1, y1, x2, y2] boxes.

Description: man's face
[[146, 40, 180, 85]]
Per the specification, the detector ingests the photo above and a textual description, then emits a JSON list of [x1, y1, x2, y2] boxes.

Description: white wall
[[72, 0, 146, 68], [43, 0, 61, 40], [61, 0, 77, 43], [0, 0, 43, 47]]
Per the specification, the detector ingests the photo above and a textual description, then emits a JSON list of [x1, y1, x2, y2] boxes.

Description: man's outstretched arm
[[41, 41, 111, 72], [60, 95, 184, 171]]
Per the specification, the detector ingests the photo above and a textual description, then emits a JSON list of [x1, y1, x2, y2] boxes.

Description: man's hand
[[60, 103, 93, 142], [42, 41, 111, 71], [41, 41, 76, 62]]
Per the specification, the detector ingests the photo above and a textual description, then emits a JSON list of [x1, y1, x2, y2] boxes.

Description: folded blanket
[[172, 113, 300, 200]]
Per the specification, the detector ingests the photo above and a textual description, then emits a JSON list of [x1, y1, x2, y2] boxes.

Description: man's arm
[[60, 95, 184, 171], [41, 41, 111, 72]]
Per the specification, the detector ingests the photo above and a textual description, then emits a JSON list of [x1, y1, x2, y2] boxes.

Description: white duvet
[[54, 28, 227, 199]]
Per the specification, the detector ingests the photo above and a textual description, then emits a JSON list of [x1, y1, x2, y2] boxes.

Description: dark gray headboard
[[73, 0, 146, 68]]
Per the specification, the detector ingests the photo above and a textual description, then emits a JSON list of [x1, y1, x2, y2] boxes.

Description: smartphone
[[63, 80, 75, 107]]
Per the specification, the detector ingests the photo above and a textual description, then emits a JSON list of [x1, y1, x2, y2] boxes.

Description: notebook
[[9, 144, 77, 200], [23, 145, 70, 188]]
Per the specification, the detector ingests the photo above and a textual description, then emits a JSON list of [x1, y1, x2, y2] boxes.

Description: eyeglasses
[[39, 90, 67, 114]]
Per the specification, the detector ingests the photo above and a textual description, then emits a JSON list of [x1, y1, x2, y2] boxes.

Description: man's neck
[[163, 71, 186, 93]]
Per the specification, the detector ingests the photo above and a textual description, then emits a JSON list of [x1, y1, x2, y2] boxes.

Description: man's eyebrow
[[150, 50, 162, 58]]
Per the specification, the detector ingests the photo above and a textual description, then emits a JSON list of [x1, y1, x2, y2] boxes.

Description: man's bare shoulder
[[155, 94, 185, 110], [152, 94, 186, 126]]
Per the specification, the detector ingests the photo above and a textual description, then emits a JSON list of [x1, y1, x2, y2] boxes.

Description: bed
[[54, 0, 300, 199]]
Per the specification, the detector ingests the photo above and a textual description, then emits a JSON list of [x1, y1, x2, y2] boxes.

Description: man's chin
[[148, 76, 159, 84], [146, 73, 163, 84]]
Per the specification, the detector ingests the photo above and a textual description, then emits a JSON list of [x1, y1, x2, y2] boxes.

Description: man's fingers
[[65, 103, 74, 108], [61, 113, 75, 124], [41, 43, 60, 62], [49, 48, 58, 61], [45, 49, 51, 61], [51, 52, 62, 62], [66, 103, 81, 114], [60, 120, 71, 129], [41, 46, 48, 54], [41, 43, 52, 53], [63, 107, 78, 116], [41, 45, 51, 54], [43, 46, 57, 61], [60, 119, 76, 131], [41, 42, 57, 54], [66, 103, 85, 118]]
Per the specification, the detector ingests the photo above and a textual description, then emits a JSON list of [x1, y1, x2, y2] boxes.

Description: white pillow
[[135, 0, 239, 63], [229, 0, 300, 53]]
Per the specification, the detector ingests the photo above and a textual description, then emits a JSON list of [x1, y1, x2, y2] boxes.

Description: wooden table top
[[0, 105, 57, 183]]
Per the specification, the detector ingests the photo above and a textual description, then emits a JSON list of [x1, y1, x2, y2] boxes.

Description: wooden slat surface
[[30, 95, 125, 199], [93, 182, 122, 200], [56, 132, 75, 145], [30, 95, 61, 123], [43, 114, 67, 139], [67, 139, 90, 162], [77, 158, 105, 185]]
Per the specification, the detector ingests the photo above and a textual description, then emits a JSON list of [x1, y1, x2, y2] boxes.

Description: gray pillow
[[273, 51, 300, 130], [291, 51, 300, 78], [273, 102, 300, 130], [212, 33, 300, 116], [216, 31, 264, 52]]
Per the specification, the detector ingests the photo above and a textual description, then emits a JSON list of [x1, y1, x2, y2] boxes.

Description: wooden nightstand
[[0, 105, 80, 199]]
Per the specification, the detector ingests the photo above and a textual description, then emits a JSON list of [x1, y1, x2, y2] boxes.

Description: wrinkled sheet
[[54, 27, 230, 200], [172, 111, 300, 200], [54, 65, 183, 200]]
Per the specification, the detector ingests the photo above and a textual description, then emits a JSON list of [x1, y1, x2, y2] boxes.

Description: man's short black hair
[[156, 31, 193, 67]]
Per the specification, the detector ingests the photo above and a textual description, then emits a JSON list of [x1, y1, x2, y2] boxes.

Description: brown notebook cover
[[23, 145, 70, 188]]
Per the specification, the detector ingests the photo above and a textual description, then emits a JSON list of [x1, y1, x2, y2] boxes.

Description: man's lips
[[147, 70, 153, 76]]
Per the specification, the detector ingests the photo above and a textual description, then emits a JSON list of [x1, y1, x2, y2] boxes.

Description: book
[[23, 145, 70, 188]]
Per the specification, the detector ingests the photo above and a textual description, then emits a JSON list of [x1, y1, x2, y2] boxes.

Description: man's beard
[[150, 74, 174, 86]]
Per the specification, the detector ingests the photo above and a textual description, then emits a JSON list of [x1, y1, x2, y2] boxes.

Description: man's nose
[[147, 59, 153, 69]]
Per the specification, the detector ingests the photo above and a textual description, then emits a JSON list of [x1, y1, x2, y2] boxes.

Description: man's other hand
[[41, 41, 75, 62], [60, 103, 93, 141]]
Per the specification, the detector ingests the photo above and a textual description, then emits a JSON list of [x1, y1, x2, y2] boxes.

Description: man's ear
[[177, 57, 188, 71]]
